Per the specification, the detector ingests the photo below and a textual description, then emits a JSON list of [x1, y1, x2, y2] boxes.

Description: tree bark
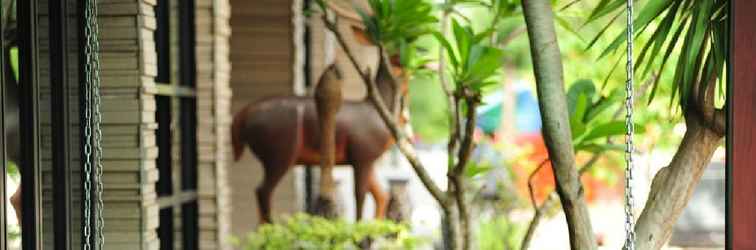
[[521, 0, 597, 249], [633, 121, 723, 250], [442, 199, 460, 250]]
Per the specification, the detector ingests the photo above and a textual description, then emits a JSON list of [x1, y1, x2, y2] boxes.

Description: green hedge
[[232, 214, 426, 250]]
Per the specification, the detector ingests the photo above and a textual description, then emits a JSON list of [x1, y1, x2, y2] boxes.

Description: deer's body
[[232, 59, 405, 223], [233, 97, 393, 224], [236, 97, 394, 166]]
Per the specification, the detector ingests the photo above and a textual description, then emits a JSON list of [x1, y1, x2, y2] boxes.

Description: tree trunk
[[441, 200, 460, 250], [633, 121, 723, 249], [521, 0, 597, 249]]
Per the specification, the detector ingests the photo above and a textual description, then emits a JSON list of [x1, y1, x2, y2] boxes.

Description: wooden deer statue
[[231, 28, 409, 223]]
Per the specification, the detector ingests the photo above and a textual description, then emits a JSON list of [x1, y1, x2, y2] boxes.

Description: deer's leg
[[10, 185, 21, 223], [352, 163, 373, 221], [249, 107, 303, 224], [256, 162, 290, 224], [367, 173, 388, 219], [253, 137, 299, 224]]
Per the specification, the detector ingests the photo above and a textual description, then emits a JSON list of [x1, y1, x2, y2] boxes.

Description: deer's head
[[350, 25, 411, 125]]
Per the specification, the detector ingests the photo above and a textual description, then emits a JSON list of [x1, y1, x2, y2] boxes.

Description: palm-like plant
[[588, 0, 728, 112], [519, 0, 727, 249], [585, 0, 728, 249]]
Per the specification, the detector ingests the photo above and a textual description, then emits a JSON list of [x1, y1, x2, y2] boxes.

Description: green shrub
[[477, 216, 525, 250], [232, 214, 426, 250]]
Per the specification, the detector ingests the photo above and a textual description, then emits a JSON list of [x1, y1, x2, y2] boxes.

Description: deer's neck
[[375, 63, 397, 113]]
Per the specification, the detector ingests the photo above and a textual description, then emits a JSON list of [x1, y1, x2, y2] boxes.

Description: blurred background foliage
[[408, 0, 683, 146], [403, 2, 695, 230]]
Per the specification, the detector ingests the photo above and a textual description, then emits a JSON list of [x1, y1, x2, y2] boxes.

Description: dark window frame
[[0, 0, 96, 249], [50, 0, 73, 249], [5, 0, 83, 249], [18, 0, 43, 248], [153, 0, 199, 249]]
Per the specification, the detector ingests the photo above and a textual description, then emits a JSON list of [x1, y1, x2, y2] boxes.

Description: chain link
[[624, 0, 636, 249], [82, 1, 94, 247], [84, 0, 104, 249]]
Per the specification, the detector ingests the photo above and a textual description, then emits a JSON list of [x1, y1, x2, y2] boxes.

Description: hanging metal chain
[[623, 0, 636, 249], [84, 0, 104, 249], [82, 7, 94, 250]]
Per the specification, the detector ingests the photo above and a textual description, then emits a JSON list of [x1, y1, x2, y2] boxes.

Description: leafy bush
[[7, 161, 19, 181], [232, 214, 426, 250], [477, 216, 526, 250]]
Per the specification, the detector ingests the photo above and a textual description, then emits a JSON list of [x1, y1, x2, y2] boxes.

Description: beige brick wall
[[98, 0, 160, 249], [95, 0, 232, 249], [197, 0, 232, 249]]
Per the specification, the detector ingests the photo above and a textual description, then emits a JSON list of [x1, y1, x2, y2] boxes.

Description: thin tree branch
[[436, 7, 461, 249], [449, 96, 479, 250], [453, 95, 480, 175], [520, 193, 557, 250], [438, 11, 455, 99], [527, 159, 550, 211], [439, 10, 463, 176], [521, 154, 602, 250]]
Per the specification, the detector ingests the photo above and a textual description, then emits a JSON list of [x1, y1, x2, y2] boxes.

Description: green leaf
[[465, 46, 503, 85], [596, 0, 674, 59], [585, 0, 623, 25], [356, 7, 381, 43], [570, 93, 589, 139], [432, 31, 459, 68], [600, 52, 623, 91], [585, 88, 623, 122], [567, 79, 596, 116], [648, 15, 688, 104], [452, 19, 472, 65], [586, 11, 623, 51], [574, 143, 625, 153], [681, 1, 714, 104], [470, 80, 499, 91], [10, 47, 18, 81], [638, 1, 681, 79], [581, 121, 646, 142], [465, 163, 493, 178], [555, 15, 584, 42]]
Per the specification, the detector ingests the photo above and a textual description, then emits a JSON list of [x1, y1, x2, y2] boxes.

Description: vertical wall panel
[[97, 0, 160, 249], [731, 0, 756, 249]]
